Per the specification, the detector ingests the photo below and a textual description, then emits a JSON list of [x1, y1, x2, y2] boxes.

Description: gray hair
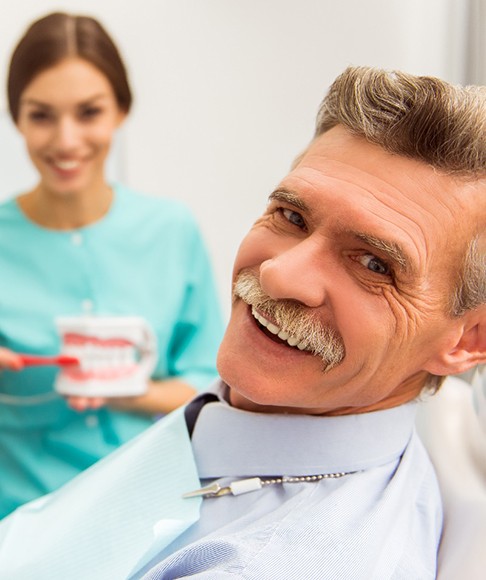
[[315, 66, 486, 178]]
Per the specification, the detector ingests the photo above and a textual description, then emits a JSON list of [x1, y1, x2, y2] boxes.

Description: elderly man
[[0, 66, 485, 579]]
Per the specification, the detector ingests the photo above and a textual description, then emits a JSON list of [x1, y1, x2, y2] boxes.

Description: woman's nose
[[259, 238, 328, 308], [53, 117, 81, 151]]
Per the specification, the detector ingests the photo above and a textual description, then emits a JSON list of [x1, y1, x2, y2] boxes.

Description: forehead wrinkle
[[294, 165, 433, 259], [299, 163, 433, 214]]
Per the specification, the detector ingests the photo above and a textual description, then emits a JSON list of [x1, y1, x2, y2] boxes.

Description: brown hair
[[7, 12, 132, 122], [315, 66, 486, 317]]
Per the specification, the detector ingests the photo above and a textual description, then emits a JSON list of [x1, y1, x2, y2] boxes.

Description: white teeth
[[54, 160, 80, 170], [251, 306, 307, 352], [267, 323, 279, 335], [253, 309, 267, 327], [63, 344, 136, 371]]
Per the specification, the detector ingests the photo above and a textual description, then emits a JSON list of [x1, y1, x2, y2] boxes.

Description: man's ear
[[424, 308, 486, 376]]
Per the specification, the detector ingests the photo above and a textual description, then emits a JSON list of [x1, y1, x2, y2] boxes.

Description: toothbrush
[[19, 354, 80, 367]]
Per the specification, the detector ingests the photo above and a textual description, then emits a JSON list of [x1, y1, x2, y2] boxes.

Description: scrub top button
[[81, 299, 94, 313], [71, 232, 83, 246], [85, 415, 99, 428]]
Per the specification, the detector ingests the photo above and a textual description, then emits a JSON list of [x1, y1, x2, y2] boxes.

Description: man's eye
[[281, 208, 306, 229], [358, 254, 391, 276]]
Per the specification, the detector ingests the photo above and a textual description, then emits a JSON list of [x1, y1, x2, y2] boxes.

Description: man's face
[[217, 126, 482, 415]]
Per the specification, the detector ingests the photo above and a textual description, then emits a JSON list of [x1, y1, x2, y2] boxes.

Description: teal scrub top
[[0, 184, 224, 518]]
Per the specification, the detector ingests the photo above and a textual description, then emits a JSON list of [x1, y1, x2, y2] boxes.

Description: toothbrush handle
[[19, 354, 80, 367]]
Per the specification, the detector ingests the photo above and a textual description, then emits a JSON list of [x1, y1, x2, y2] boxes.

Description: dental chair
[[416, 371, 486, 579]]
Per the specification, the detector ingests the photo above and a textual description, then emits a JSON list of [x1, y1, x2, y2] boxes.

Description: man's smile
[[251, 306, 313, 352], [232, 269, 345, 370]]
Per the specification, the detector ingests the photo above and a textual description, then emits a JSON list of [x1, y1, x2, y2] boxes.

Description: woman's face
[[16, 57, 125, 198]]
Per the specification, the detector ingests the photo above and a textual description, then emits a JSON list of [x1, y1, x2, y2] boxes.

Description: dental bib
[[0, 406, 202, 580], [54, 315, 157, 397]]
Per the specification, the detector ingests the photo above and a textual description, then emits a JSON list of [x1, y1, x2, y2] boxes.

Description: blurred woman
[[0, 12, 223, 518]]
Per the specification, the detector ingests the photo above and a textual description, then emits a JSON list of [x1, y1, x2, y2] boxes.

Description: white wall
[[0, 0, 474, 316]]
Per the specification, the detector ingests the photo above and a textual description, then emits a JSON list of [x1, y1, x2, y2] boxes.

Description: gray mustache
[[233, 270, 345, 371]]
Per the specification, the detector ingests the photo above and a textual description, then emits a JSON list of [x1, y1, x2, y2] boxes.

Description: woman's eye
[[28, 110, 51, 122], [358, 254, 391, 276], [79, 107, 102, 120], [281, 208, 306, 229]]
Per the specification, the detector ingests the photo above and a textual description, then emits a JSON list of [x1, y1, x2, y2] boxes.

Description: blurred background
[[0, 0, 484, 316]]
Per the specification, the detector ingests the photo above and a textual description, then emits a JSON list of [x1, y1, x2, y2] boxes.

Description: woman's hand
[[0, 347, 24, 371], [65, 379, 197, 415], [65, 396, 107, 412]]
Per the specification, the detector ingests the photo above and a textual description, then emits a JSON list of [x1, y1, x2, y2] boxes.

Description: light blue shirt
[[0, 184, 223, 518], [134, 382, 443, 579], [0, 382, 442, 579]]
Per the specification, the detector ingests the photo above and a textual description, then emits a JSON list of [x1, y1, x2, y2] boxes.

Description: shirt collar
[[191, 381, 417, 478]]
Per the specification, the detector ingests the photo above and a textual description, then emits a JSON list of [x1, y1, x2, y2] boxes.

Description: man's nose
[[259, 238, 328, 308]]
